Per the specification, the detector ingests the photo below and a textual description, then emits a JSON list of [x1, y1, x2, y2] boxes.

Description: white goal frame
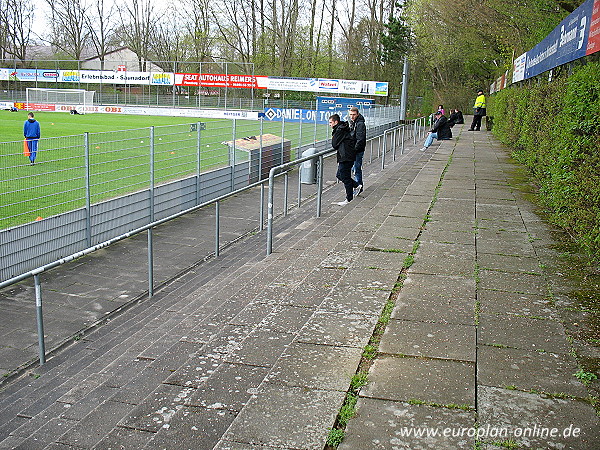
[[26, 88, 95, 111]]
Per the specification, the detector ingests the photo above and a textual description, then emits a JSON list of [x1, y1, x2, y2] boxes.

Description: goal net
[[26, 88, 95, 112]]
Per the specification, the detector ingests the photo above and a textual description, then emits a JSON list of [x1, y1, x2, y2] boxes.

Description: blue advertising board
[[262, 107, 332, 123], [525, 0, 595, 79], [317, 97, 374, 113]]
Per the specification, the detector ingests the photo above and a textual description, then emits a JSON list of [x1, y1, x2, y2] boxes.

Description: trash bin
[[300, 147, 318, 184]]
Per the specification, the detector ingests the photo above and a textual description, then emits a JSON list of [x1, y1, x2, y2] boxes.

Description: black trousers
[[470, 115, 483, 130], [336, 161, 358, 201]]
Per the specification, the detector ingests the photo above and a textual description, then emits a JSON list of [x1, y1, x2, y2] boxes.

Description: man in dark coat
[[23, 112, 41, 165], [348, 107, 366, 196], [329, 114, 359, 205], [420, 111, 452, 151]]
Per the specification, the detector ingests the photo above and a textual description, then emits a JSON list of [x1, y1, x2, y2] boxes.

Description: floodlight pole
[[400, 55, 409, 121]]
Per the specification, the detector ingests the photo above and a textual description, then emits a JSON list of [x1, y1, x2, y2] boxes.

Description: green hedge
[[490, 61, 600, 260]]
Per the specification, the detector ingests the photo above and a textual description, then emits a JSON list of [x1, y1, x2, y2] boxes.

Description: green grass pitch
[[0, 110, 329, 229]]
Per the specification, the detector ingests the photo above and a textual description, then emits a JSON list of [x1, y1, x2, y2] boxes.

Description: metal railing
[[0, 117, 427, 367]]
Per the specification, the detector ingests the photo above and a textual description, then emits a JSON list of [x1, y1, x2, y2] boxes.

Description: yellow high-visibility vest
[[473, 94, 486, 109]]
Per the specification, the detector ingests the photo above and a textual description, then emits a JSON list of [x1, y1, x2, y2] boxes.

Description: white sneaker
[[353, 184, 363, 196], [335, 199, 350, 206], [419, 147, 427, 152]]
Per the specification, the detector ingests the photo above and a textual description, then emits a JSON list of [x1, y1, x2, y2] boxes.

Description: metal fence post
[[150, 127, 155, 222], [316, 155, 324, 218], [298, 114, 303, 161], [401, 125, 405, 155], [284, 172, 289, 217], [382, 131, 387, 170], [215, 201, 220, 257], [34, 274, 46, 365], [259, 183, 265, 231], [84, 132, 92, 247], [392, 128, 397, 161], [281, 115, 285, 165], [231, 119, 236, 192], [148, 228, 154, 297], [413, 120, 417, 145], [313, 100, 318, 145], [196, 121, 202, 205], [267, 170, 275, 255], [259, 118, 264, 181]]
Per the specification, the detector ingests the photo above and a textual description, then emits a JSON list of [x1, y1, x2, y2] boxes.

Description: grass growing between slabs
[[0, 110, 330, 229]]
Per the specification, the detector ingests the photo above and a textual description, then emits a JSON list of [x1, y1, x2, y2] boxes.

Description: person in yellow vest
[[468, 89, 486, 131]]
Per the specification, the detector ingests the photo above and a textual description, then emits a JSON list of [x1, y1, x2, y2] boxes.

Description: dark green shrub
[[489, 61, 600, 260]]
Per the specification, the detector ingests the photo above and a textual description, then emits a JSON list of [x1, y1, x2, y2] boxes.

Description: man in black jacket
[[349, 107, 366, 196], [329, 114, 360, 206], [420, 111, 452, 151]]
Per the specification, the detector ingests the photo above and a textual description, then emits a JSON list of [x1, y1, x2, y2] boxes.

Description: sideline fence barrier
[[0, 113, 428, 368]]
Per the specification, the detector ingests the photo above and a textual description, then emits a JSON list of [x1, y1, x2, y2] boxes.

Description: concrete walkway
[[0, 123, 598, 449]]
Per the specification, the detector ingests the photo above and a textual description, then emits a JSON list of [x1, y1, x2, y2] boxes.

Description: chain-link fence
[[1, 119, 340, 230], [0, 107, 402, 282]]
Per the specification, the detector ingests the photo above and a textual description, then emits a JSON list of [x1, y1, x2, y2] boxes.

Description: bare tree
[[262, 0, 302, 75], [117, 0, 157, 70], [211, 0, 254, 64], [183, 0, 214, 65], [86, 0, 118, 69], [150, 8, 188, 69], [0, 0, 35, 64], [46, 0, 90, 59]]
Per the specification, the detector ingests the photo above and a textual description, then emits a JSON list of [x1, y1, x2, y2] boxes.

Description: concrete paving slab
[[147, 405, 237, 449], [229, 302, 276, 328], [221, 383, 343, 449], [163, 354, 222, 389], [8, 401, 76, 439], [223, 329, 295, 367], [376, 223, 422, 243], [477, 253, 542, 274], [214, 442, 283, 450], [117, 383, 197, 433], [55, 400, 134, 448], [185, 363, 269, 411], [296, 310, 379, 348], [392, 274, 476, 325], [437, 187, 476, 201], [337, 267, 398, 291], [476, 238, 538, 258], [429, 198, 475, 217], [477, 228, 529, 243], [339, 397, 475, 449], [478, 269, 548, 296], [279, 281, 335, 309], [476, 188, 517, 201], [257, 305, 316, 333], [351, 250, 404, 270], [266, 342, 362, 391], [364, 234, 415, 253], [420, 228, 476, 246], [425, 220, 476, 231], [361, 356, 475, 407], [91, 426, 154, 449], [478, 289, 555, 319], [380, 319, 475, 361], [476, 204, 523, 222], [320, 284, 390, 316], [478, 346, 588, 397], [477, 386, 600, 449], [7, 416, 78, 449], [410, 241, 476, 277]]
